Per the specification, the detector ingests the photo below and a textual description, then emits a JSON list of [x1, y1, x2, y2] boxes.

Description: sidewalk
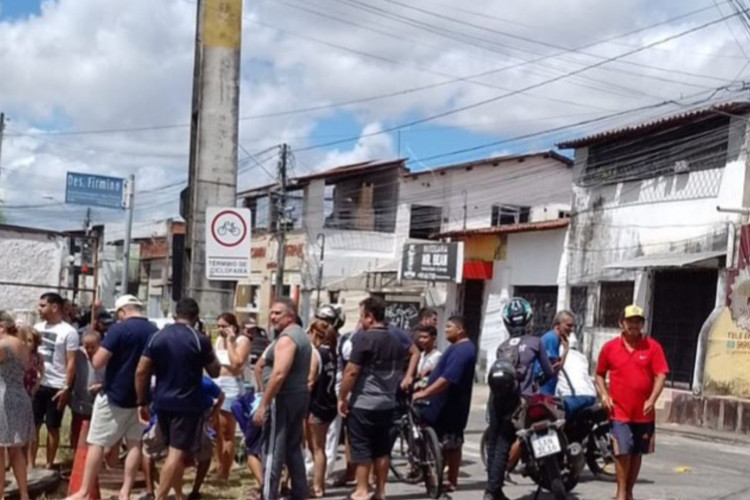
[[470, 382, 750, 446]]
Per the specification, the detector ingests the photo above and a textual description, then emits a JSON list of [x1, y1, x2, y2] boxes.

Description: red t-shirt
[[596, 335, 669, 423]]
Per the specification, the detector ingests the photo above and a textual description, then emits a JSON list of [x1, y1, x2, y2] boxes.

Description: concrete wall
[[473, 228, 567, 377], [567, 114, 750, 362], [0, 227, 67, 314], [703, 307, 750, 398], [398, 155, 572, 234]]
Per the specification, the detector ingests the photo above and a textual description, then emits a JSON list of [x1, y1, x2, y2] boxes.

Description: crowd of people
[[0, 290, 669, 500]]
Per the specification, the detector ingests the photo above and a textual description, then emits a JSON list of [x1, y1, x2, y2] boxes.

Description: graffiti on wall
[[386, 301, 420, 331]]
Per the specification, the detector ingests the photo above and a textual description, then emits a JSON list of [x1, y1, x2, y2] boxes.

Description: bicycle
[[389, 395, 444, 499]]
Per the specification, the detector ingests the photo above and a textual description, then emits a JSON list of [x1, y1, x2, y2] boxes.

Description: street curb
[[657, 423, 750, 446]]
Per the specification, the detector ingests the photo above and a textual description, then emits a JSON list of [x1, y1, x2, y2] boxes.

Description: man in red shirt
[[596, 305, 669, 500]]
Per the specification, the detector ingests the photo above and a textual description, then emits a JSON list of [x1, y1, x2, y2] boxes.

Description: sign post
[[400, 242, 464, 283], [205, 207, 252, 280]]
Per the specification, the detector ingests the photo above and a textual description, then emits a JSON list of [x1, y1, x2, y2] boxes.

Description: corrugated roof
[[436, 218, 569, 238], [557, 102, 750, 149], [236, 158, 407, 198], [403, 150, 572, 179]]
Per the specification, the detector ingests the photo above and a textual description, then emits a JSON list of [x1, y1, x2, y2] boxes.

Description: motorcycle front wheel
[[586, 429, 616, 477]]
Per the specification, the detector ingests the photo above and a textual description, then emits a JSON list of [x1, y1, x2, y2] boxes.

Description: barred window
[[598, 281, 634, 328], [581, 116, 729, 186]]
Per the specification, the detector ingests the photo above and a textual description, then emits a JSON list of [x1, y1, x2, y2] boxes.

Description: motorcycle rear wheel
[[586, 431, 616, 477]]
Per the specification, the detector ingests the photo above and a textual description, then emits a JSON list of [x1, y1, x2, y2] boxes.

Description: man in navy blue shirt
[[135, 298, 220, 500], [67, 294, 158, 500], [414, 316, 476, 493]]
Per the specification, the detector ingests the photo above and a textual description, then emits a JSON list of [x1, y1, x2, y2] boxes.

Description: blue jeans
[[562, 395, 597, 419]]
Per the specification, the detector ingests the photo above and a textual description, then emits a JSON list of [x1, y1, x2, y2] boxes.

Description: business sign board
[[400, 242, 464, 283], [65, 172, 126, 209], [206, 207, 252, 280]]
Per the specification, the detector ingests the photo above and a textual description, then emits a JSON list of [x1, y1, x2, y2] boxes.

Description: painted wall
[[702, 307, 750, 398], [566, 114, 750, 363], [474, 228, 567, 377], [0, 227, 67, 315], [398, 155, 572, 234]]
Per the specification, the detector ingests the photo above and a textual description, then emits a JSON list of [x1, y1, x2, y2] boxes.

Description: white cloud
[[0, 0, 748, 228]]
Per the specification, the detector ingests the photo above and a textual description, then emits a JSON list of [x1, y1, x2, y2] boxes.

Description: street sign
[[65, 172, 126, 209], [206, 207, 252, 280], [400, 242, 464, 283]]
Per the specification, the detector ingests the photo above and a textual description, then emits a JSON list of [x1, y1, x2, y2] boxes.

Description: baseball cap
[[115, 294, 143, 312], [623, 304, 645, 320], [97, 310, 115, 325]]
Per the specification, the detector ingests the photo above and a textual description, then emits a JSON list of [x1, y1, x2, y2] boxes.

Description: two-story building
[[557, 102, 750, 400], [237, 151, 574, 342]]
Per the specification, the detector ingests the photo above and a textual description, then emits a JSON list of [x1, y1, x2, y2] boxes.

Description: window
[[491, 205, 530, 226], [409, 205, 443, 239], [558, 210, 571, 219], [598, 281, 635, 327], [582, 116, 730, 186], [235, 284, 260, 310], [513, 286, 558, 337], [323, 170, 399, 233]]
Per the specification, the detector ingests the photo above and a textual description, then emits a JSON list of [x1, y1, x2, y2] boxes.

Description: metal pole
[[315, 232, 325, 310], [274, 144, 288, 298], [121, 174, 135, 294], [90, 235, 100, 328]]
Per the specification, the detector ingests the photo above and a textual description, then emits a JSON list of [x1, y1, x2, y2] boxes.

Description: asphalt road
[[325, 404, 750, 500]]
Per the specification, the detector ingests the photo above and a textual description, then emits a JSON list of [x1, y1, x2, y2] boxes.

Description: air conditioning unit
[[674, 160, 690, 173]]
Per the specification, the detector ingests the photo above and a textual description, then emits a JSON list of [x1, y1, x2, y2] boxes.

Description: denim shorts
[[611, 420, 655, 456]]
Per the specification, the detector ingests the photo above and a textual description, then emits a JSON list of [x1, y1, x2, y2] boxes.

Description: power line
[[293, 12, 742, 153]]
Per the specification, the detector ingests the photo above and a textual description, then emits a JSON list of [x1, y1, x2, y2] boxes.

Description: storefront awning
[[604, 250, 725, 269]]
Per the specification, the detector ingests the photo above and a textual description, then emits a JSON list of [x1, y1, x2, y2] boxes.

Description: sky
[[1, 0, 749, 230]]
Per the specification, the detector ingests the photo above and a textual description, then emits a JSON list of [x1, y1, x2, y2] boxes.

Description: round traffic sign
[[210, 209, 247, 248]]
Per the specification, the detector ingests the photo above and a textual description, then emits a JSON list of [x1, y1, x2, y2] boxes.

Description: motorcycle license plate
[[530, 432, 561, 458]]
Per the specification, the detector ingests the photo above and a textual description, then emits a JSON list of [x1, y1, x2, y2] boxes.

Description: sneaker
[[483, 492, 510, 500], [187, 493, 202, 500], [139, 494, 155, 500]]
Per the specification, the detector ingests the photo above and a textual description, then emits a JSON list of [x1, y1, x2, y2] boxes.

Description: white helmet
[[315, 304, 345, 330]]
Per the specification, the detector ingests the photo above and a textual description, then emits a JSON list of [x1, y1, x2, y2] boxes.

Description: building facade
[[558, 102, 750, 394]]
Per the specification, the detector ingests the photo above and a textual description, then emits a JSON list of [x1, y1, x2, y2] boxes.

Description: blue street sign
[[65, 172, 125, 209]]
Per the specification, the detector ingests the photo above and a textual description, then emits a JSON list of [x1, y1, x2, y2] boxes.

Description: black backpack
[[488, 337, 524, 403]]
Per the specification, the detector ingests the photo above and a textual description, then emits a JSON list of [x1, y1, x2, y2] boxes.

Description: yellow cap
[[623, 304, 645, 319]]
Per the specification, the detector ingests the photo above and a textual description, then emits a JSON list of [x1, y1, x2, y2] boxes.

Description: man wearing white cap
[[66, 295, 158, 500]]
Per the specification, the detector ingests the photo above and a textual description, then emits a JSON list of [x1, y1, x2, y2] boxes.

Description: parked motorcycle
[[564, 402, 616, 477], [481, 400, 615, 479], [515, 394, 585, 500]]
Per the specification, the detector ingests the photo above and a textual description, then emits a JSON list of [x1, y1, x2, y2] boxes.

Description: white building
[[237, 151, 573, 338], [557, 102, 750, 391], [0, 224, 69, 318]]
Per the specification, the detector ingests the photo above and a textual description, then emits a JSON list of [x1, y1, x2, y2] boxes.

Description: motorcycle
[[564, 402, 616, 477], [481, 401, 615, 479], [515, 394, 585, 500]]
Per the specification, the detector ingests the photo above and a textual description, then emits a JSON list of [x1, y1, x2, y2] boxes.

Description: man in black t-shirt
[[135, 298, 220, 500], [339, 297, 404, 500]]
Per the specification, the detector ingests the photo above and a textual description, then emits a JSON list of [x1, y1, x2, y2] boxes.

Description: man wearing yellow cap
[[595, 305, 669, 500]]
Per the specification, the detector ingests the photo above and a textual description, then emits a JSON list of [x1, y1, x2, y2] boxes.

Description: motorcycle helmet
[[315, 304, 346, 330], [502, 297, 533, 337]]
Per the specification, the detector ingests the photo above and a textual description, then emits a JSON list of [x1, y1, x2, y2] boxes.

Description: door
[[651, 269, 717, 387], [513, 286, 559, 337], [461, 280, 485, 346]]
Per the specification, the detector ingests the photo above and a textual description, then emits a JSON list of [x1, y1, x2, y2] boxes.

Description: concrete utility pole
[[0, 112, 5, 192], [184, 0, 243, 317], [274, 144, 288, 299]]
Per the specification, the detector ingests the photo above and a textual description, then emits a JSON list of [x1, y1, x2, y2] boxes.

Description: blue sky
[[0, 0, 746, 229], [0, 0, 42, 20]]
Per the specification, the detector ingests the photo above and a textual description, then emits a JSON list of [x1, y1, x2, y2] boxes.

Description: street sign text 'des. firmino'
[[205, 207, 252, 280]]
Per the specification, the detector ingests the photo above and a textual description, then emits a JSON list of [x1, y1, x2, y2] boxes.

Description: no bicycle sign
[[205, 207, 252, 280]]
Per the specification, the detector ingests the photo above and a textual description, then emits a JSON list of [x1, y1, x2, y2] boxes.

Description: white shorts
[[215, 376, 243, 412], [87, 394, 145, 448]]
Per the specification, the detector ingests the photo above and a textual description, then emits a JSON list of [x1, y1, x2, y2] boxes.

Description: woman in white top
[[213, 312, 252, 482]]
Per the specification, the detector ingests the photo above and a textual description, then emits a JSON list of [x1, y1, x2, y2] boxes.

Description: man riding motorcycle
[[484, 297, 555, 500]]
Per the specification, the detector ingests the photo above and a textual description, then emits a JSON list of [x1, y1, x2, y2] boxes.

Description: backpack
[[488, 337, 524, 404]]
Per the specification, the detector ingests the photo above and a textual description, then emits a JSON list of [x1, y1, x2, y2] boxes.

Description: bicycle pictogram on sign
[[210, 210, 247, 248]]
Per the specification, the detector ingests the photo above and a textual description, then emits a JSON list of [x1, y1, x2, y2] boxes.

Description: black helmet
[[315, 304, 345, 330], [502, 297, 532, 337]]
